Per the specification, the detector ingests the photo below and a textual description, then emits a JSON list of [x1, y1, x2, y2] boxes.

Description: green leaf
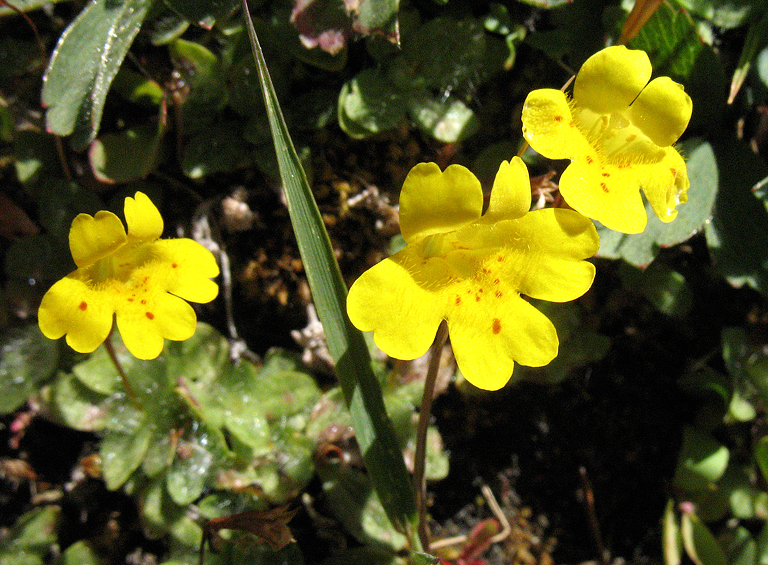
[[705, 138, 768, 293], [721, 526, 757, 565], [41, 0, 152, 149], [620, 262, 693, 317], [406, 92, 480, 143], [0, 325, 59, 414], [672, 0, 759, 29], [628, 2, 703, 79], [242, 0, 419, 545], [57, 540, 102, 565], [728, 8, 768, 103], [0, 506, 59, 563], [338, 69, 406, 139], [163, 0, 238, 29], [101, 417, 154, 490], [673, 426, 730, 492], [663, 500, 682, 565], [165, 434, 214, 505], [680, 512, 728, 565], [89, 115, 166, 183], [0, 0, 68, 16], [597, 138, 718, 267], [52, 373, 109, 432]]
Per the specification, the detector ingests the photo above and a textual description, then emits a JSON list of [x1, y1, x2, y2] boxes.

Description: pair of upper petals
[[346, 159, 599, 391], [521, 45, 693, 234]]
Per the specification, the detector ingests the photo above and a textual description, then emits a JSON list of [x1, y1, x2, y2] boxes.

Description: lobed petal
[[638, 147, 689, 223], [448, 295, 558, 391], [573, 45, 651, 114], [38, 273, 115, 353], [124, 191, 164, 244], [558, 158, 648, 234], [347, 244, 445, 360], [482, 157, 532, 222], [628, 77, 693, 147], [116, 292, 197, 360], [153, 239, 220, 303], [521, 89, 594, 160], [69, 211, 127, 268], [398, 163, 483, 243]]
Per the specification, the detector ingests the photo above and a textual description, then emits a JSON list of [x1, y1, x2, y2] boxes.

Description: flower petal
[[399, 163, 483, 243], [558, 158, 648, 234], [38, 273, 114, 353], [522, 89, 595, 160], [124, 191, 163, 244], [69, 211, 127, 268], [347, 245, 444, 360], [482, 157, 531, 222], [448, 296, 558, 391], [153, 239, 220, 303], [628, 76, 692, 147], [639, 147, 689, 223], [573, 45, 651, 114], [116, 292, 197, 360]]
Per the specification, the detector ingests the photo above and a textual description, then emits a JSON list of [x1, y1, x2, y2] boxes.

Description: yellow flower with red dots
[[346, 158, 599, 391], [38, 192, 219, 360], [521, 45, 693, 234]]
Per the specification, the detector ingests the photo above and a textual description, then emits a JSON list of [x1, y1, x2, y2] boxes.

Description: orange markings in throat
[[146, 312, 155, 320], [79, 301, 87, 311], [492, 318, 502, 334], [600, 182, 609, 193]]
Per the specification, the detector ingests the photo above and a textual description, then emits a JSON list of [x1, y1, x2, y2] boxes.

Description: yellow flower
[[521, 45, 693, 234], [346, 158, 599, 391], [38, 192, 219, 359]]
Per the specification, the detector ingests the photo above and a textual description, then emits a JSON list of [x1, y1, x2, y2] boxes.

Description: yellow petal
[[502, 209, 598, 301], [347, 245, 444, 360], [573, 46, 651, 114], [448, 296, 558, 391], [558, 159, 648, 234], [38, 273, 114, 353], [482, 157, 531, 222], [398, 163, 483, 243], [638, 147, 689, 223], [124, 191, 163, 244], [69, 211, 127, 268], [521, 89, 594, 160], [116, 292, 197, 360], [628, 77, 692, 147], [153, 239, 220, 303]]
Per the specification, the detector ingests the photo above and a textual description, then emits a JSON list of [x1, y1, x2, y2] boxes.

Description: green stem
[[103, 329, 140, 407], [413, 320, 449, 551]]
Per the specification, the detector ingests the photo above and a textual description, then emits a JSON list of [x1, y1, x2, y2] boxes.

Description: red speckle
[[495, 290, 503, 298], [600, 182, 609, 193], [554, 115, 563, 122], [478, 288, 484, 293], [492, 319, 502, 334], [79, 301, 87, 311], [482, 268, 491, 274], [146, 312, 155, 320], [128, 298, 134, 302], [143, 276, 149, 283], [670, 168, 677, 177], [141, 299, 147, 305], [455, 296, 461, 305], [493, 278, 500, 285], [496, 256, 504, 262], [172, 263, 178, 268], [475, 295, 481, 302], [569, 120, 575, 127], [586, 156, 594, 164], [602, 172, 610, 177]]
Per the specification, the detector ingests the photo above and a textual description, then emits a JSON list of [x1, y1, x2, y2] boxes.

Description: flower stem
[[103, 330, 140, 407], [414, 320, 449, 551]]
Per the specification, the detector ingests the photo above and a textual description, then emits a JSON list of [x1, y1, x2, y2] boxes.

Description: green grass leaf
[[241, 0, 419, 546]]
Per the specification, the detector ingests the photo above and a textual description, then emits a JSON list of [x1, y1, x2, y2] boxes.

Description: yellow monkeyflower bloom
[[521, 45, 693, 234], [38, 192, 219, 359], [346, 158, 599, 391]]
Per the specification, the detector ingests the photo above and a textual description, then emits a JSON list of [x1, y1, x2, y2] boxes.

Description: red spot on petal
[[496, 256, 504, 262], [79, 301, 87, 311], [143, 277, 149, 283], [554, 115, 563, 122], [586, 156, 594, 165], [492, 318, 501, 334], [569, 120, 575, 127], [494, 278, 500, 285], [172, 263, 178, 268], [146, 312, 154, 320], [600, 182, 609, 193], [602, 172, 610, 177], [141, 299, 147, 305], [455, 296, 461, 305], [482, 268, 490, 274], [479, 288, 484, 293], [475, 295, 481, 302], [670, 168, 677, 177], [128, 298, 134, 302], [495, 290, 503, 298]]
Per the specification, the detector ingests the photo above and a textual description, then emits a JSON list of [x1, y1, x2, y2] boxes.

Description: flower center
[[574, 106, 665, 165]]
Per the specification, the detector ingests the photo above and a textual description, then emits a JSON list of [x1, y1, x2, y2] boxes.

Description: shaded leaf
[[163, 0, 239, 29], [673, 427, 730, 492], [203, 505, 298, 552], [680, 511, 728, 565], [42, 0, 152, 149], [0, 325, 59, 414]]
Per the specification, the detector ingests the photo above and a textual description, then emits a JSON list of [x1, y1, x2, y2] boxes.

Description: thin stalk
[[413, 320, 449, 550], [103, 329, 140, 407]]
